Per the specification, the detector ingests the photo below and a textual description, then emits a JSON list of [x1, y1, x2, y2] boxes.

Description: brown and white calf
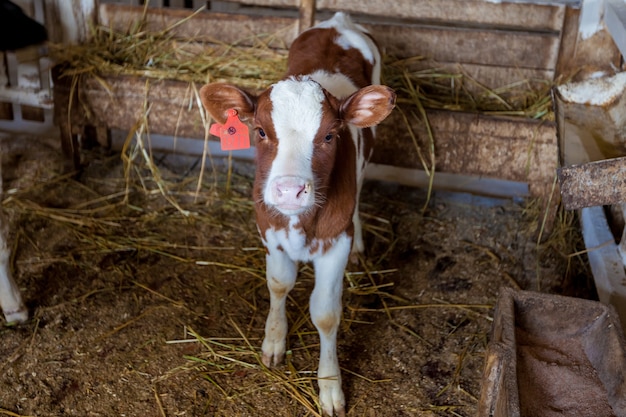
[[0, 163, 28, 324], [200, 12, 395, 416]]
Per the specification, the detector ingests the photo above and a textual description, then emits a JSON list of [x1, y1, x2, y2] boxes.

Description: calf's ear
[[199, 83, 256, 124], [340, 85, 396, 128]]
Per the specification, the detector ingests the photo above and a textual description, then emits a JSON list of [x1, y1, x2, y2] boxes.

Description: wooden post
[[51, 0, 97, 45], [298, 0, 315, 33]]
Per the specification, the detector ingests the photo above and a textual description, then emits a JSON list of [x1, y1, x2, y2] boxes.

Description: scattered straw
[[0, 409, 34, 417], [1, 132, 589, 416], [153, 385, 167, 417], [169, 326, 324, 416]]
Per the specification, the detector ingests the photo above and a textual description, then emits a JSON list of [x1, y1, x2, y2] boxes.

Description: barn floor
[[0, 134, 594, 417]]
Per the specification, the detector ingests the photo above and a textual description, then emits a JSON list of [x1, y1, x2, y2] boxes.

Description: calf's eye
[[324, 133, 334, 143], [258, 128, 266, 138]]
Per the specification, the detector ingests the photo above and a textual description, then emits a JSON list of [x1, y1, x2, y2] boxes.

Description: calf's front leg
[[262, 246, 297, 367], [311, 234, 351, 417]]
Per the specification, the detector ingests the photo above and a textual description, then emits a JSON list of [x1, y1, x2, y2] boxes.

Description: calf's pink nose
[[277, 181, 305, 198], [272, 176, 310, 207]]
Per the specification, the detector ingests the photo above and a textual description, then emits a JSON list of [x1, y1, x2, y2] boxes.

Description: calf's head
[[200, 76, 395, 216]]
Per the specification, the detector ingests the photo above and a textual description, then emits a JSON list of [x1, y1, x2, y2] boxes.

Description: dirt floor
[[0, 134, 594, 417]]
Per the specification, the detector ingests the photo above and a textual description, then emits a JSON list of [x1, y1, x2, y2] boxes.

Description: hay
[[0, 409, 33, 417], [50, 9, 288, 92], [383, 56, 554, 121], [49, 11, 554, 120], [165, 325, 324, 415]]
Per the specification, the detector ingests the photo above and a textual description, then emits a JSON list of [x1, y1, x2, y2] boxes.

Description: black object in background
[[0, 0, 47, 51]]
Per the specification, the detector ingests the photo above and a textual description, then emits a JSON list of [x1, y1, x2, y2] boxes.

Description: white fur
[[309, 234, 351, 415], [0, 162, 27, 324], [309, 70, 358, 99]]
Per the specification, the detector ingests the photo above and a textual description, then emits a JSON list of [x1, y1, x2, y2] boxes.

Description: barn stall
[[0, 0, 625, 416]]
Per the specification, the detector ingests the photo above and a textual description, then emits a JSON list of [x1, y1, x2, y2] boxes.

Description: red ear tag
[[209, 109, 251, 151]]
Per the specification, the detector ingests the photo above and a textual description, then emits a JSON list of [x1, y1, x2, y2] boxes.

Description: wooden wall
[[55, 0, 623, 200]]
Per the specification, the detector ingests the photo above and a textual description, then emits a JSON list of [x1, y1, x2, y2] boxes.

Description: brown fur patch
[[287, 28, 375, 90]]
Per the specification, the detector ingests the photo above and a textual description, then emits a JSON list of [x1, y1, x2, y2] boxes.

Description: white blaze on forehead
[[268, 77, 325, 179]]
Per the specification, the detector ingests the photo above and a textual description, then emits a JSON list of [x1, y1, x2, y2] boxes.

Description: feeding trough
[[478, 287, 626, 417]]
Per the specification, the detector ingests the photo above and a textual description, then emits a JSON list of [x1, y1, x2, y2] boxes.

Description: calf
[[0, 163, 27, 324], [200, 12, 395, 416]]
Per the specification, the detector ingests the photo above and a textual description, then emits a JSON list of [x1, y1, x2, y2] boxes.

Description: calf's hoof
[[261, 338, 286, 367], [3, 306, 28, 325], [319, 379, 345, 417]]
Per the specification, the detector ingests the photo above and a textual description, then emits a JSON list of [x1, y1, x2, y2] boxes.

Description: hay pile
[[49, 8, 554, 120], [50, 10, 287, 91]]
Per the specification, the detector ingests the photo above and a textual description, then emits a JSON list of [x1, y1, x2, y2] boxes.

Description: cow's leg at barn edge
[[0, 164, 27, 324]]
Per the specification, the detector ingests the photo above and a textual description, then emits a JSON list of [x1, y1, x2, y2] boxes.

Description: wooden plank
[[55, 74, 208, 140], [218, 0, 566, 32], [50, 0, 98, 44], [318, 0, 566, 32], [98, 4, 299, 48], [558, 157, 626, 210], [53, 72, 557, 198], [367, 22, 561, 70], [298, 0, 315, 32], [373, 108, 558, 197], [197, 1, 300, 16], [98, 4, 560, 71], [605, 0, 626, 60], [221, 0, 298, 7], [396, 60, 554, 93]]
